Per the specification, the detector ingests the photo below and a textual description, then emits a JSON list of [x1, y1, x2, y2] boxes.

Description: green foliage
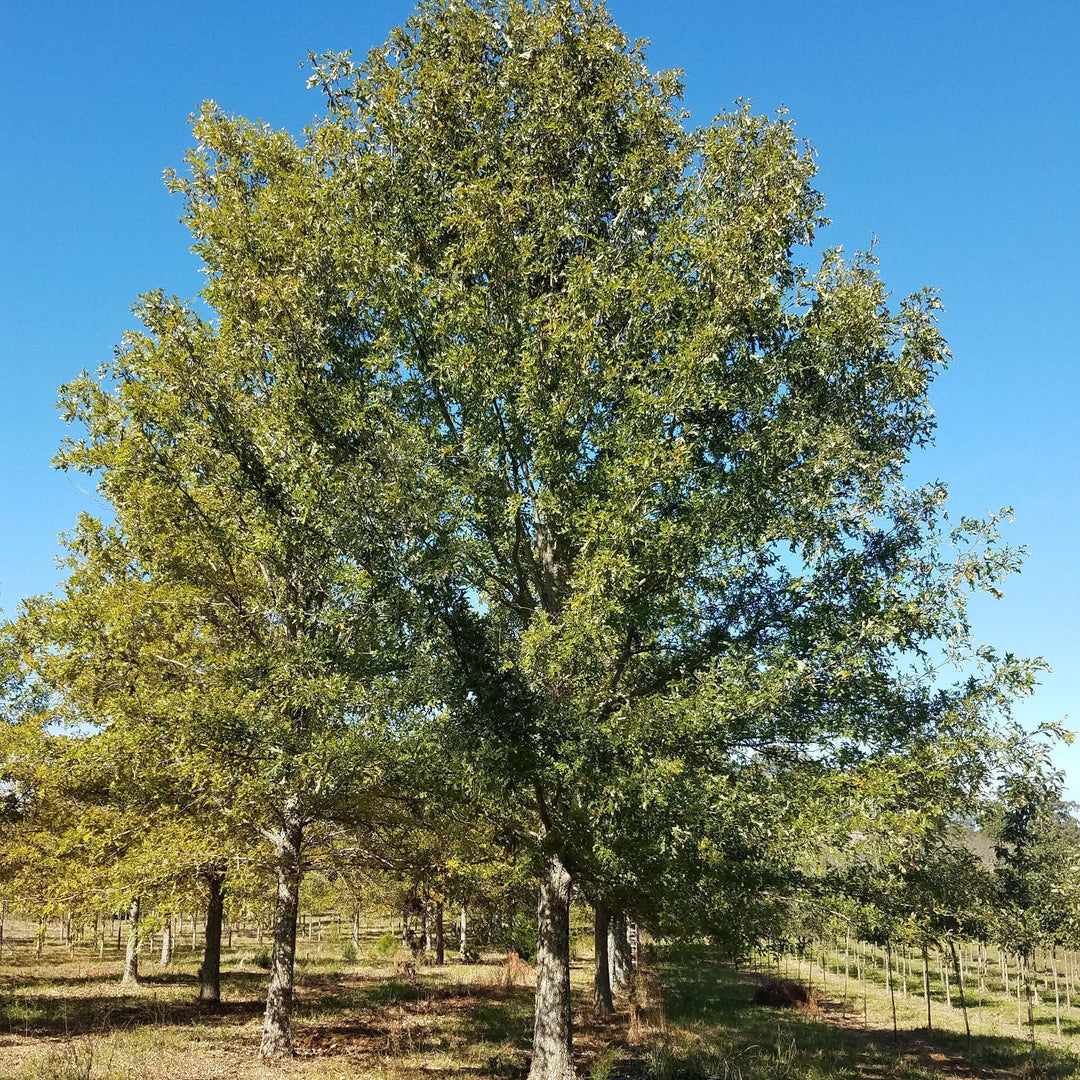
[[374, 932, 401, 959], [252, 946, 272, 970], [299, 0, 1044, 945], [508, 910, 538, 962], [0, 0, 1056, 1064], [364, 977, 423, 1005]]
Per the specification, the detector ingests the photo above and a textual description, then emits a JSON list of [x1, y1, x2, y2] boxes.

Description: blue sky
[[2, 2, 1078, 793]]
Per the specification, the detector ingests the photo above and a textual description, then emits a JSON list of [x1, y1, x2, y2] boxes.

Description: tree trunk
[[121, 897, 140, 985], [160, 918, 173, 965], [352, 903, 360, 951], [1052, 946, 1062, 1037], [435, 901, 445, 965], [1024, 950, 1037, 1069], [860, 941, 867, 1026], [608, 911, 632, 997], [593, 902, 614, 1015], [922, 945, 932, 1030], [950, 940, 971, 1065], [459, 902, 468, 961], [528, 851, 575, 1080], [1017, 953, 1023, 1034], [886, 940, 897, 1041], [259, 807, 304, 1058], [200, 870, 225, 1004]]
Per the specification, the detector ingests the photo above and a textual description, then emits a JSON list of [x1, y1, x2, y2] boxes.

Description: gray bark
[[259, 807, 304, 1058], [121, 897, 140, 985], [435, 901, 445, 965], [459, 902, 467, 961], [593, 902, 614, 1014], [200, 870, 224, 1003], [608, 910, 632, 997], [528, 851, 575, 1080], [160, 918, 173, 965]]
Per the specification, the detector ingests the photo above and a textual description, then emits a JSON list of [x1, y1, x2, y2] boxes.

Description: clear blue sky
[[2, 2, 1078, 793]]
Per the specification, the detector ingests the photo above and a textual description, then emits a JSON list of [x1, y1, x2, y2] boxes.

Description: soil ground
[[2, 918, 1079, 1080]]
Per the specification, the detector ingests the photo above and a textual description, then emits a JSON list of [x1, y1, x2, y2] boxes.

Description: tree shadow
[[0, 966, 279, 1039]]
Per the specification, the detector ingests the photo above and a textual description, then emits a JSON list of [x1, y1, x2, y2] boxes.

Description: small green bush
[[342, 940, 357, 962], [509, 912, 537, 962], [589, 1046, 620, 1080], [375, 932, 401, 958], [252, 945, 272, 969]]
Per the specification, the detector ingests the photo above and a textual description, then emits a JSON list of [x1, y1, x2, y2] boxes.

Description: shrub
[[375, 932, 401, 959], [252, 945, 272, 969], [509, 912, 537, 962]]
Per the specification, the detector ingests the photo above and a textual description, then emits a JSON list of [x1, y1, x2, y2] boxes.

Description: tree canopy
[[0, 1, 1051, 1076]]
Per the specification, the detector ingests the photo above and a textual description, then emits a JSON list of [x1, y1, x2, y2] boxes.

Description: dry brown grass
[[0, 918, 638, 1080], [11, 921, 1074, 1080]]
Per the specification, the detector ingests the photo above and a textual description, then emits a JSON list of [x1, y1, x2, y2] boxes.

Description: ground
[[1, 917, 1079, 1080]]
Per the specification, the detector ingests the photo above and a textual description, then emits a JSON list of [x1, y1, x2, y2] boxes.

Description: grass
[[2, 917, 1079, 1079]]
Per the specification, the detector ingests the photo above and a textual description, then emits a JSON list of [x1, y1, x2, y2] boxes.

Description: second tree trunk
[[593, 902, 614, 1014], [200, 871, 225, 1003]]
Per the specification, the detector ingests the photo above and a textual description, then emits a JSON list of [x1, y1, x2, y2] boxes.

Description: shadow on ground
[[658, 943, 1080, 1080]]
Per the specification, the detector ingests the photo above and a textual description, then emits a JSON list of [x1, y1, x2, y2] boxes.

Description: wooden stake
[[922, 945, 932, 1031], [886, 940, 898, 1041], [1052, 945, 1062, 1038], [843, 928, 850, 1018], [1017, 953, 1023, 1034]]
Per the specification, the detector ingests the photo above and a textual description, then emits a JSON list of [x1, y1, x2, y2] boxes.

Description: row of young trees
[[0, 2, 1061, 1077]]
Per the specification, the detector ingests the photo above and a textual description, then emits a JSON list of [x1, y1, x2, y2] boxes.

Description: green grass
[[3, 920, 1080, 1079]]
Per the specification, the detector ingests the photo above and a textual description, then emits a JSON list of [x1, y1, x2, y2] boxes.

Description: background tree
[[47, 118, 424, 1050]]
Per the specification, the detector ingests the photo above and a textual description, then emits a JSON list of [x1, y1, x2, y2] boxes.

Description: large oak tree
[[294, 3, 1038, 1076]]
